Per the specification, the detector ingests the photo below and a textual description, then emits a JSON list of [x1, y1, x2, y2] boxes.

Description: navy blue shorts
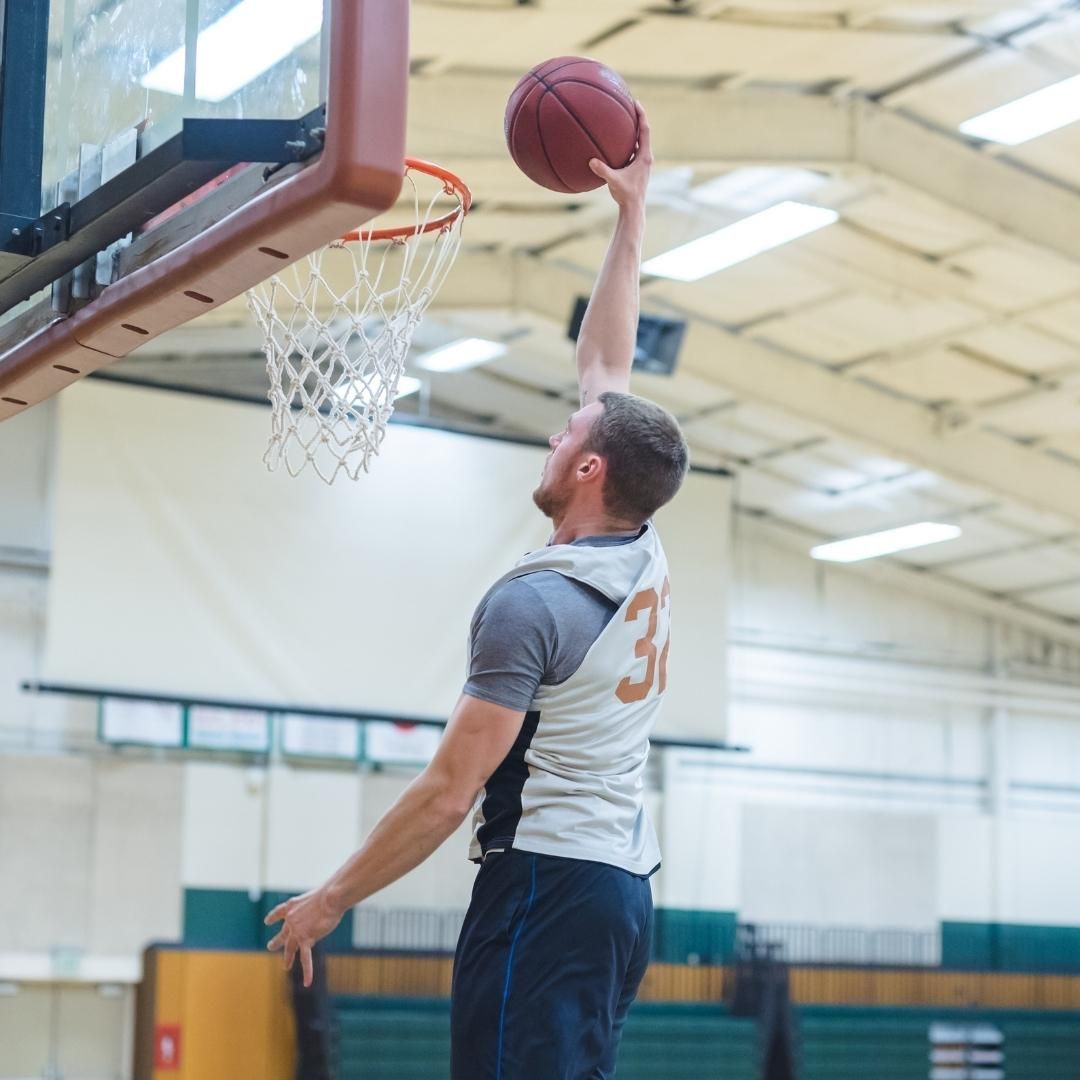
[[450, 849, 653, 1080]]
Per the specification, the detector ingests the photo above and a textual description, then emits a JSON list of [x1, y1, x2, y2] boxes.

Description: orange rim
[[340, 158, 471, 243]]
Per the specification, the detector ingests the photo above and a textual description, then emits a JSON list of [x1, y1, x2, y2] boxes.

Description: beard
[[532, 480, 563, 519], [532, 460, 571, 520]]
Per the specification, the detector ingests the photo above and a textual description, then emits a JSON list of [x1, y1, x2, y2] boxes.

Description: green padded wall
[[652, 909, 738, 965], [182, 887, 354, 951], [942, 921, 1080, 974]]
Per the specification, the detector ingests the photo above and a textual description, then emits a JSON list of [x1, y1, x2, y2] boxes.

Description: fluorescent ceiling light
[[393, 376, 422, 400], [141, 0, 322, 102], [692, 168, 825, 213], [959, 74, 1080, 146], [336, 375, 421, 408], [417, 337, 507, 373], [811, 523, 962, 564], [641, 202, 839, 282]]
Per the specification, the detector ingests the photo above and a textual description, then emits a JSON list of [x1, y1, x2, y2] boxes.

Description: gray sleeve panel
[[524, 571, 618, 684], [463, 571, 618, 711], [464, 576, 558, 711]]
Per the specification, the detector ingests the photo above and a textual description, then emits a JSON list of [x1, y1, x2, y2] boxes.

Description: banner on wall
[[100, 698, 183, 747], [187, 706, 269, 752], [280, 713, 361, 760], [365, 721, 442, 765], [47, 382, 731, 742]]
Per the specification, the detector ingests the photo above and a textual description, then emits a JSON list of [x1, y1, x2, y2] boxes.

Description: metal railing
[[736, 922, 941, 968], [352, 907, 464, 954], [351, 908, 942, 968]]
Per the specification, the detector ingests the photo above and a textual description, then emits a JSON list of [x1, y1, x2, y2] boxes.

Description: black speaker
[[567, 296, 686, 376]]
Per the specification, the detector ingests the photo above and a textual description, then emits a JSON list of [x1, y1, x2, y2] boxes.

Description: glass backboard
[[42, 0, 327, 213]]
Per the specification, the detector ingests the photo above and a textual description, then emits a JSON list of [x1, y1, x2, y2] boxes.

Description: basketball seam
[[542, 77, 637, 127], [526, 56, 596, 84], [540, 85, 609, 168], [511, 76, 571, 193], [534, 74, 637, 174], [530, 86, 576, 194]]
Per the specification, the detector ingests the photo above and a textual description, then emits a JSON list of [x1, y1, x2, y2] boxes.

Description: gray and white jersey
[[464, 523, 671, 876]]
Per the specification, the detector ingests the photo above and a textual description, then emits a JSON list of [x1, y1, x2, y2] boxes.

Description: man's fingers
[[589, 158, 615, 182], [301, 945, 314, 989], [635, 102, 652, 159], [264, 903, 287, 926], [283, 939, 298, 972], [267, 929, 286, 952]]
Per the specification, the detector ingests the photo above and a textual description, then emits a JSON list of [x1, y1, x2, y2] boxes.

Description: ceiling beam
[[409, 76, 855, 168], [409, 74, 1080, 261], [853, 100, 1080, 264], [743, 511, 1080, 651], [461, 253, 1080, 527]]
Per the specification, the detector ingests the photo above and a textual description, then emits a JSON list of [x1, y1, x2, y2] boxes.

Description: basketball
[[504, 56, 639, 194]]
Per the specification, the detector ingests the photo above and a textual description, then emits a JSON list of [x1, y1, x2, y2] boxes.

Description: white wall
[[0, 755, 183, 958], [0, 563, 96, 754], [0, 401, 93, 750], [652, 514, 1080, 935], [0, 984, 131, 1080], [44, 382, 730, 742]]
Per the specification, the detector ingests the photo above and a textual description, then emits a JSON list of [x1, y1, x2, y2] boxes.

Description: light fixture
[[641, 202, 839, 282], [811, 523, 962, 564], [416, 337, 507, 373], [959, 74, 1080, 146], [141, 0, 323, 102], [393, 376, 422, 400], [692, 168, 825, 214]]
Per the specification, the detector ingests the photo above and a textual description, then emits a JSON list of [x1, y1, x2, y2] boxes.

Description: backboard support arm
[[0, 0, 50, 265]]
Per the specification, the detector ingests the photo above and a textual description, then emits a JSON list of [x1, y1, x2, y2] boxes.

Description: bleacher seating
[[799, 1006, 1080, 1080], [332, 997, 759, 1080]]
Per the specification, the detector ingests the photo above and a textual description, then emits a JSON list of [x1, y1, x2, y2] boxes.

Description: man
[[266, 104, 690, 1078]]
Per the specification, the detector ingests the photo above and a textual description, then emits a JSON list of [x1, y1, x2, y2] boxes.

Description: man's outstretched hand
[[588, 102, 653, 210], [265, 886, 343, 988]]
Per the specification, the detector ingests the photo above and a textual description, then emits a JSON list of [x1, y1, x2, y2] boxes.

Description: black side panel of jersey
[[475, 709, 542, 856]]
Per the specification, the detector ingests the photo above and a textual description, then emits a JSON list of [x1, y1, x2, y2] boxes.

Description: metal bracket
[[31, 203, 70, 255], [0, 107, 328, 316]]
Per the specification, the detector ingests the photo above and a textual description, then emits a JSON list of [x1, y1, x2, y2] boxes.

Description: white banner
[[47, 382, 730, 741], [186, 706, 269, 752], [100, 698, 183, 747], [281, 714, 361, 760]]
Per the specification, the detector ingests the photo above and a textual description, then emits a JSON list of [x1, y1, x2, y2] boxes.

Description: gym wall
[[42, 381, 731, 743]]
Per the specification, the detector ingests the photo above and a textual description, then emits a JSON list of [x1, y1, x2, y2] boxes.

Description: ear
[[576, 452, 606, 485]]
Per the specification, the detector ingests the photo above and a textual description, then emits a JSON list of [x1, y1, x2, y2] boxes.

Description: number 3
[[616, 578, 671, 704]]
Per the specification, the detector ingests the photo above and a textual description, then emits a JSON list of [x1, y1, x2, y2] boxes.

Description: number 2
[[616, 578, 671, 704]]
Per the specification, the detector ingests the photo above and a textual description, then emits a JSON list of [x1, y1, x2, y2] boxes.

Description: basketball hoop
[[247, 159, 471, 483]]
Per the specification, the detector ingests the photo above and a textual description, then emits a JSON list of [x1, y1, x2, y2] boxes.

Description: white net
[[246, 165, 467, 483]]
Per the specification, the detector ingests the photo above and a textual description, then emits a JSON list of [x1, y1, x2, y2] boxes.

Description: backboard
[[0, 0, 409, 422]]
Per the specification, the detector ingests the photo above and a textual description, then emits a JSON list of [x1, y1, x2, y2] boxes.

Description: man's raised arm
[[575, 104, 653, 407]]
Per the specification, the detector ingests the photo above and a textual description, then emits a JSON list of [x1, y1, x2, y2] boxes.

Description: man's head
[[533, 392, 689, 526]]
